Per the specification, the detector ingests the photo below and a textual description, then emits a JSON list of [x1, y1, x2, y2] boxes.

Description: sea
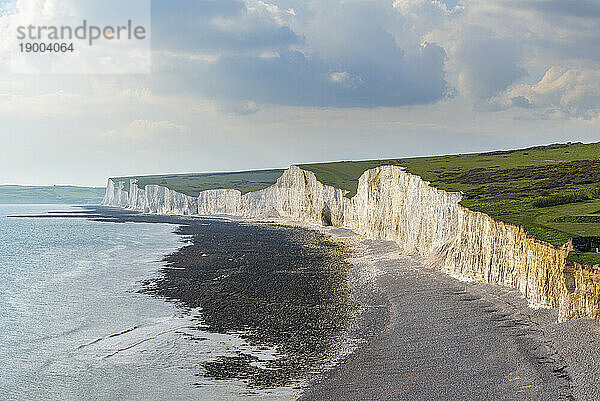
[[0, 204, 298, 401]]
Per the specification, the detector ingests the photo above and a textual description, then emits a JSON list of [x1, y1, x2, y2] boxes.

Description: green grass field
[[0, 185, 106, 204], [112, 169, 285, 197], [300, 142, 600, 265]]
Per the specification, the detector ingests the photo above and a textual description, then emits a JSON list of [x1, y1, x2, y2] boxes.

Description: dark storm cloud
[[151, 0, 300, 52], [206, 44, 448, 107], [456, 35, 526, 100], [149, 0, 449, 108]]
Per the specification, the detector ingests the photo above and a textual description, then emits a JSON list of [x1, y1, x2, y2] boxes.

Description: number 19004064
[[19, 42, 74, 52]]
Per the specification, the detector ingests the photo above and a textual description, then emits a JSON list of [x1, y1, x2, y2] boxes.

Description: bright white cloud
[[504, 67, 600, 119], [426, 0, 600, 115]]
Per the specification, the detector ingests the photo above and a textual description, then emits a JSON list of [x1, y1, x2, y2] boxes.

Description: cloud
[[428, 0, 600, 115], [151, 0, 299, 53], [101, 119, 191, 141], [496, 1, 600, 63], [1, 0, 152, 73], [510, 95, 532, 109], [514, 0, 600, 19], [193, 42, 447, 107], [3, 0, 600, 121], [504, 67, 600, 119], [146, 0, 598, 113], [150, 0, 450, 108], [454, 31, 526, 101]]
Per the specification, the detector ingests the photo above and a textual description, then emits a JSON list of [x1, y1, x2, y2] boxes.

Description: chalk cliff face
[[102, 165, 600, 321], [102, 178, 129, 207], [144, 185, 198, 215], [242, 166, 348, 224], [343, 167, 462, 257], [442, 210, 571, 310], [197, 189, 242, 216]]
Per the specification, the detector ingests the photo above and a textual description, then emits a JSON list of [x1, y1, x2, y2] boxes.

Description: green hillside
[[112, 169, 285, 197], [300, 142, 600, 265], [0, 185, 105, 204]]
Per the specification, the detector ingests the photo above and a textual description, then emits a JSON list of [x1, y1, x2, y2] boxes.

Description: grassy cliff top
[[0, 185, 105, 204], [111, 169, 285, 197], [112, 142, 600, 265], [300, 142, 600, 265], [299, 142, 600, 197]]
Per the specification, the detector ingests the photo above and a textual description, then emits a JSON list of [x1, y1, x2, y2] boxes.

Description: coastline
[[84, 206, 376, 395], [1, 204, 206, 401], [85, 206, 600, 400], [103, 165, 600, 324], [305, 227, 600, 400]]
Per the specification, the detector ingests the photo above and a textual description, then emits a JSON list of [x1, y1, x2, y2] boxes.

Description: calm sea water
[[0, 205, 296, 401]]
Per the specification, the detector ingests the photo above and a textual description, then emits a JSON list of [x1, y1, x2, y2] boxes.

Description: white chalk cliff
[[103, 165, 599, 321]]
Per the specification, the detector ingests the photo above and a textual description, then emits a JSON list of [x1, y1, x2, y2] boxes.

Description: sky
[[0, 0, 599, 186]]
